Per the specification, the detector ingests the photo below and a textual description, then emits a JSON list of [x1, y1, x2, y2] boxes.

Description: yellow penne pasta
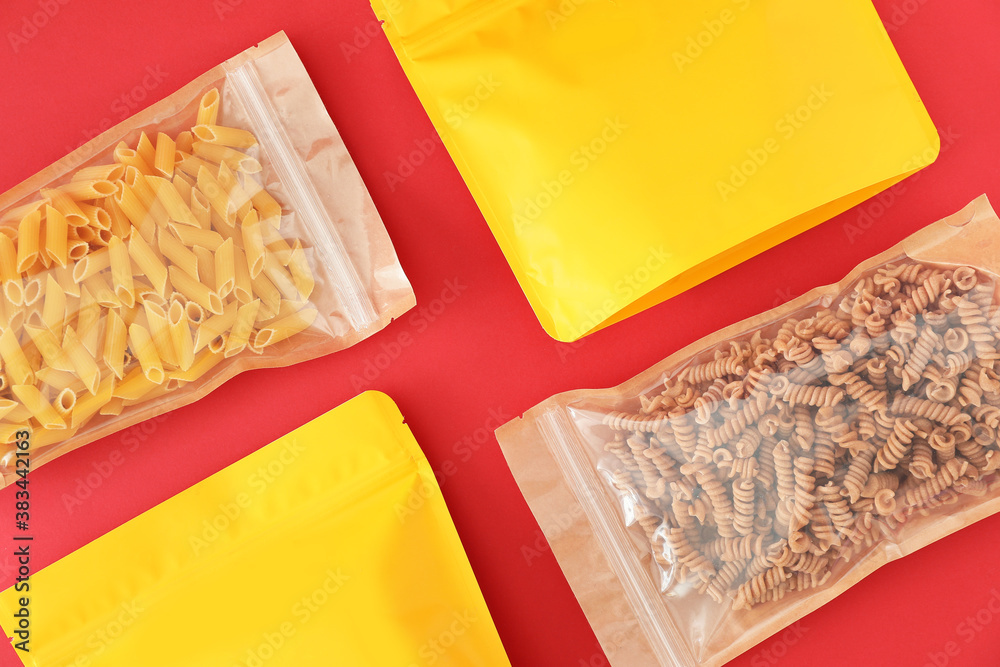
[[196, 165, 237, 226], [71, 225, 96, 243], [0, 235, 23, 305], [241, 210, 265, 278], [128, 232, 169, 296], [263, 252, 299, 301], [78, 202, 112, 230], [11, 385, 65, 430], [190, 189, 212, 229], [168, 264, 223, 315], [36, 367, 88, 396], [217, 162, 253, 218], [114, 142, 154, 176], [0, 424, 27, 444], [114, 183, 156, 243], [148, 176, 198, 226], [172, 172, 194, 204], [44, 204, 69, 267], [105, 196, 133, 241], [167, 299, 195, 371], [245, 177, 283, 227], [0, 328, 32, 384], [224, 299, 260, 358], [193, 246, 215, 292], [3, 401, 33, 425], [154, 132, 176, 178], [53, 264, 79, 298], [159, 229, 199, 278], [215, 237, 236, 298], [252, 307, 318, 350], [1, 294, 24, 332], [194, 301, 237, 353], [68, 239, 88, 261], [54, 388, 76, 418], [176, 130, 194, 154], [100, 397, 126, 416], [60, 179, 118, 201], [175, 152, 214, 180], [16, 210, 41, 273], [25, 322, 74, 372], [144, 300, 178, 367], [40, 187, 88, 226], [232, 245, 253, 304], [127, 323, 164, 385], [108, 236, 135, 307], [288, 241, 315, 299], [207, 333, 228, 355], [168, 347, 224, 383], [169, 223, 225, 251], [71, 374, 115, 429], [260, 223, 293, 265], [192, 141, 262, 174], [183, 299, 205, 325], [42, 274, 67, 338], [64, 326, 101, 395], [23, 275, 43, 305], [251, 270, 281, 320], [0, 400, 18, 422], [136, 132, 157, 169], [73, 246, 110, 283], [71, 163, 125, 182], [103, 309, 128, 379], [83, 272, 118, 310], [197, 89, 220, 126], [74, 286, 102, 355], [192, 124, 258, 149], [124, 167, 169, 227], [0, 198, 47, 226]]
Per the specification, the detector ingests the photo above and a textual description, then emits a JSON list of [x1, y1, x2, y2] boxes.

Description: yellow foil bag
[[0, 392, 509, 667], [372, 0, 939, 341]]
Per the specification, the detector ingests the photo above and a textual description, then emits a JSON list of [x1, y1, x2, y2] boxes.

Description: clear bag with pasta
[[497, 196, 1000, 667], [0, 32, 414, 484]]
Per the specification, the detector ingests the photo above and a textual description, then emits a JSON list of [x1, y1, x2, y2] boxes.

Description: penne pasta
[[108, 236, 135, 308], [127, 322, 165, 385], [195, 165, 237, 226], [197, 89, 219, 126], [102, 309, 128, 379], [41, 274, 67, 338], [190, 188, 212, 229], [167, 299, 195, 371], [71, 163, 125, 182], [63, 326, 102, 395], [148, 176, 198, 227], [25, 322, 75, 372], [241, 210, 266, 278], [154, 132, 176, 178], [60, 179, 118, 202], [169, 223, 225, 251], [136, 132, 157, 170], [159, 229, 199, 279], [252, 307, 318, 350], [168, 265, 223, 315], [16, 210, 41, 273], [0, 235, 23, 305], [0, 328, 34, 385], [0, 198, 47, 226], [11, 385, 65, 430], [192, 141, 262, 174], [54, 388, 76, 418], [71, 374, 115, 429], [40, 187, 88, 226], [250, 270, 281, 319], [194, 301, 237, 353], [128, 232, 169, 296], [192, 124, 258, 149], [263, 252, 300, 301], [215, 237, 235, 298], [114, 142, 154, 176], [143, 300, 178, 367], [73, 246, 110, 283], [175, 130, 194, 154], [288, 241, 315, 299], [44, 204, 69, 267], [78, 202, 112, 230], [217, 162, 253, 218], [224, 299, 260, 358]]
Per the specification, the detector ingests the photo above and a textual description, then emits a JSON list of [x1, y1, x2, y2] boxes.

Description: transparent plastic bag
[[0, 32, 414, 484], [497, 196, 1000, 666]]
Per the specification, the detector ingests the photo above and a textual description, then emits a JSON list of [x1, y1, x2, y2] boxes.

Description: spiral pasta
[[598, 259, 1000, 611]]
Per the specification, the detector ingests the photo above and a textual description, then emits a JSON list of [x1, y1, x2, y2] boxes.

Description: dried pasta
[[0, 89, 320, 459], [597, 260, 1000, 611]]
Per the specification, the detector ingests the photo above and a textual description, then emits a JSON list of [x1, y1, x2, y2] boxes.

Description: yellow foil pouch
[[0, 391, 509, 667], [372, 0, 939, 341]]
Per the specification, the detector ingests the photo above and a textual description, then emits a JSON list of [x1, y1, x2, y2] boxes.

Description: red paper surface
[[1, 1, 999, 666]]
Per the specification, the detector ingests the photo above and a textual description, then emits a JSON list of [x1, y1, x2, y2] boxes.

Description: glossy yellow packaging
[[372, 0, 939, 341], [0, 391, 509, 667]]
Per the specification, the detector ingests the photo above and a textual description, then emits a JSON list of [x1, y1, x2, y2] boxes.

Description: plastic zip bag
[[497, 196, 1000, 666], [371, 0, 939, 341], [0, 391, 510, 666], [0, 32, 414, 484]]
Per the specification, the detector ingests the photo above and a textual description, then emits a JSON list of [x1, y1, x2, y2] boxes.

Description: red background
[[2, 1, 1000, 666]]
